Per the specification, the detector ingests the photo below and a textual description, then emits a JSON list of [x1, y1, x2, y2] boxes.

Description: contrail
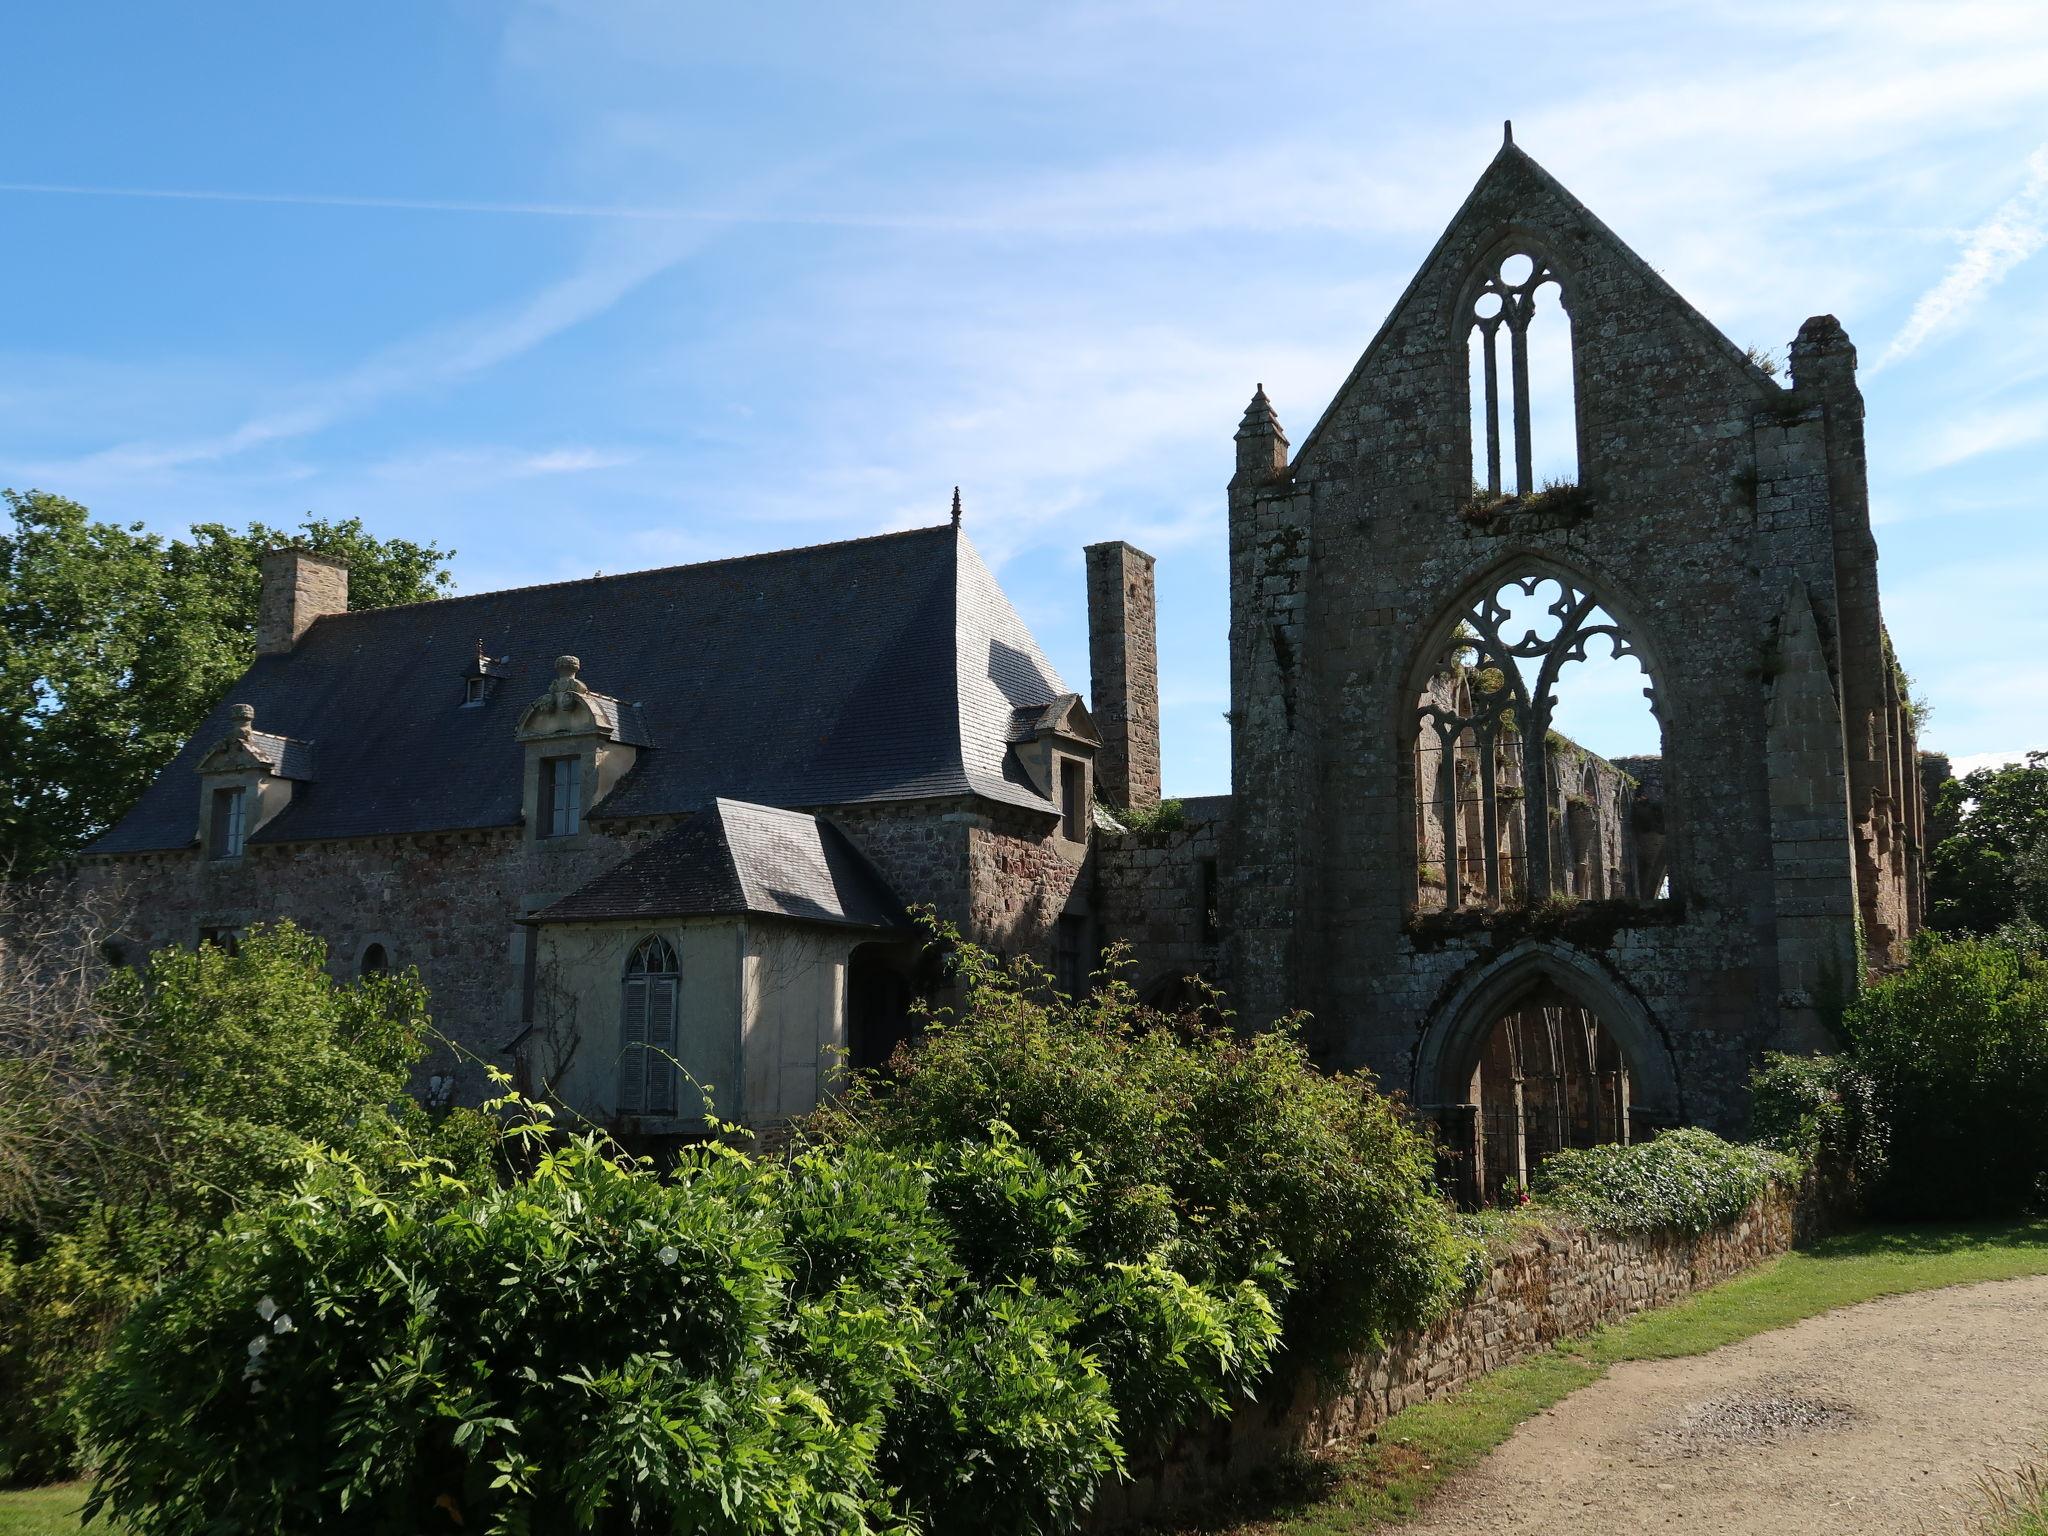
[[1877, 145, 2048, 370]]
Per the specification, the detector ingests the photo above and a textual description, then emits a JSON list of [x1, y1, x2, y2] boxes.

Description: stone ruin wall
[[1091, 1183, 1820, 1530]]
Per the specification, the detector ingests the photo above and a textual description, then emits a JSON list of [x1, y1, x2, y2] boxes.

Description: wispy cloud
[[1917, 395, 2048, 468], [54, 231, 700, 479], [1877, 145, 2048, 370]]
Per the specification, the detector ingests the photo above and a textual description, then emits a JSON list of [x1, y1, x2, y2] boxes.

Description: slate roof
[[532, 799, 908, 931], [90, 525, 1071, 853], [237, 730, 316, 782]]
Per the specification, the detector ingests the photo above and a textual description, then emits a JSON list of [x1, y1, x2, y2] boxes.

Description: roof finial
[[1503, 119, 1514, 147], [950, 486, 963, 529]]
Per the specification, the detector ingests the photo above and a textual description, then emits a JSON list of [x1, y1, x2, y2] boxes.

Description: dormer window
[[210, 786, 246, 859], [1060, 758, 1087, 842], [463, 676, 489, 707], [541, 755, 583, 838]]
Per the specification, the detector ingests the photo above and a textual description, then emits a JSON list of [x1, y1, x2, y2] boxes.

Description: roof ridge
[[305, 521, 963, 626]]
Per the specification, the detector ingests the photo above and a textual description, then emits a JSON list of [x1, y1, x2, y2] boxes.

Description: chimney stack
[[1085, 540, 1161, 812], [256, 549, 349, 655]]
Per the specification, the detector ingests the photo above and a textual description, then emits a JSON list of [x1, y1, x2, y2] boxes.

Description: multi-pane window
[[210, 786, 246, 859], [1059, 758, 1087, 842], [541, 755, 582, 838], [618, 935, 680, 1117]]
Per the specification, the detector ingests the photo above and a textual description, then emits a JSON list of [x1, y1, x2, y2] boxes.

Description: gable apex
[[1289, 136, 1781, 469]]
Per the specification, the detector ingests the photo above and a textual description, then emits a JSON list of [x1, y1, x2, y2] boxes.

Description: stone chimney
[[256, 549, 349, 654], [1085, 540, 1161, 812]]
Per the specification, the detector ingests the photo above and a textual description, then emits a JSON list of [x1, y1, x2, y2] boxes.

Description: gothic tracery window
[[1415, 572, 1660, 911], [1467, 250, 1577, 498]]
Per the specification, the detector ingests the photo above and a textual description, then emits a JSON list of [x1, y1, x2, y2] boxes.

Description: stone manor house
[[79, 134, 1925, 1196]]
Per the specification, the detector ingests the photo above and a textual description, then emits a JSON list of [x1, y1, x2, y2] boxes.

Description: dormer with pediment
[[1007, 693, 1100, 856], [515, 655, 650, 846], [194, 703, 313, 860]]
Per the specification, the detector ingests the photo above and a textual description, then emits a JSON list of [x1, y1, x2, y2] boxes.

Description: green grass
[[1180, 1218, 2048, 1534], [7, 1222, 2046, 1536], [0, 1485, 91, 1536]]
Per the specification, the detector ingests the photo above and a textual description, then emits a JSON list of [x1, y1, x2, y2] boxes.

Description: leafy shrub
[[0, 921, 435, 1482], [811, 919, 1472, 1374], [83, 1099, 1128, 1536], [1748, 1051, 1888, 1192], [1532, 1128, 1795, 1235], [1842, 933, 2048, 1218]]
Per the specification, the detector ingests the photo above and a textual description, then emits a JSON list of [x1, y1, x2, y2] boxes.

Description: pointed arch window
[[618, 935, 680, 1117], [1415, 571, 1661, 910], [1467, 250, 1577, 498]]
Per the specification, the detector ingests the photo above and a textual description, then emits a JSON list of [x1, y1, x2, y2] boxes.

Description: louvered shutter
[[646, 976, 678, 1116], [618, 978, 648, 1114]]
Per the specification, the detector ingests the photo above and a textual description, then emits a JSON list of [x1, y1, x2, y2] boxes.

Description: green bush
[[810, 920, 1472, 1373], [0, 921, 436, 1483], [1842, 932, 2048, 1218], [1532, 1128, 1795, 1235], [81, 1099, 1130, 1536], [1748, 1051, 1888, 1192]]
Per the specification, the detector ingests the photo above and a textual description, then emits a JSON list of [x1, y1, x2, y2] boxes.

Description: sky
[[3, 1, 2045, 796]]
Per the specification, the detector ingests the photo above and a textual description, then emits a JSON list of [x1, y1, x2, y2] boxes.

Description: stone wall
[[1093, 796, 1229, 1002], [1092, 1185, 1808, 1529], [1223, 139, 1926, 1135], [1085, 540, 1162, 812]]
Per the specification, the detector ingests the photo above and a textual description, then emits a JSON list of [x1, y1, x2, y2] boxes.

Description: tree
[[0, 491, 452, 873], [1928, 751, 2048, 935]]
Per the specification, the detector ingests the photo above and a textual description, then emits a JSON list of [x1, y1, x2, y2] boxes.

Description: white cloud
[[1917, 396, 2048, 468], [1946, 748, 2043, 776], [1877, 146, 2048, 370]]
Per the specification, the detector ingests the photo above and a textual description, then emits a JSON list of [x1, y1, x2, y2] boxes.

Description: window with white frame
[[541, 755, 582, 838], [210, 786, 246, 859]]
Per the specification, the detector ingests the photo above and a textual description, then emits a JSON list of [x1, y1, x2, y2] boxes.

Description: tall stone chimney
[[1085, 540, 1161, 812], [256, 549, 349, 654]]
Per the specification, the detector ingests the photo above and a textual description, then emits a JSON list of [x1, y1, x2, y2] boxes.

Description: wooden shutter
[[645, 975, 678, 1116], [617, 978, 648, 1114]]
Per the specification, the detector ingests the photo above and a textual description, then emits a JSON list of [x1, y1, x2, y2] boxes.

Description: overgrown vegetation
[[1532, 1127, 1795, 1235], [1107, 796, 1189, 834], [0, 896, 479, 1485], [810, 920, 1474, 1373]]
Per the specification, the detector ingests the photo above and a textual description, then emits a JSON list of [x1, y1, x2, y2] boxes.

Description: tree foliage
[[1928, 751, 2048, 937], [0, 490, 453, 873]]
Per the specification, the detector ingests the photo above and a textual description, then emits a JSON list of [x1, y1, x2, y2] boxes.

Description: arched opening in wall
[[848, 943, 914, 1073], [359, 942, 389, 977], [1414, 569, 1665, 912], [1463, 980, 1632, 1205], [1467, 249, 1577, 500]]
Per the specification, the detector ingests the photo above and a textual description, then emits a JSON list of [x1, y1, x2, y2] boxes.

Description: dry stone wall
[[1093, 1185, 1810, 1529]]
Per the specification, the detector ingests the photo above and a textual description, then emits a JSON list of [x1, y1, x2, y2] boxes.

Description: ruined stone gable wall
[[1235, 145, 1879, 1131]]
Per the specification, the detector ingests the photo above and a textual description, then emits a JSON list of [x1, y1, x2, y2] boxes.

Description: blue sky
[[4, 2, 2045, 794]]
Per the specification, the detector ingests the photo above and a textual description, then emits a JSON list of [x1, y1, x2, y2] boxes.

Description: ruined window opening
[[1415, 573, 1661, 911], [198, 926, 242, 956], [1456, 983, 1632, 1206], [359, 942, 389, 977], [210, 786, 246, 859], [541, 754, 582, 839], [1198, 857, 1221, 945], [1467, 250, 1577, 498], [619, 935, 680, 1118]]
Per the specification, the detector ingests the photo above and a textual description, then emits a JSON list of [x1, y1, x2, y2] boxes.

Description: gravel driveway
[[1400, 1275, 2048, 1535]]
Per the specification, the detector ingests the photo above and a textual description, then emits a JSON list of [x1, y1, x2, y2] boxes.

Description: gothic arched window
[[619, 934, 680, 1117], [1467, 249, 1577, 499], [1414, 571, 1660, 911]]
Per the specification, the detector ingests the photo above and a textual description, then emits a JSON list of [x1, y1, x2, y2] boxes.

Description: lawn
[[5, 1220, 2045, 1535], [1178, 1217, 2048, 1535]]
